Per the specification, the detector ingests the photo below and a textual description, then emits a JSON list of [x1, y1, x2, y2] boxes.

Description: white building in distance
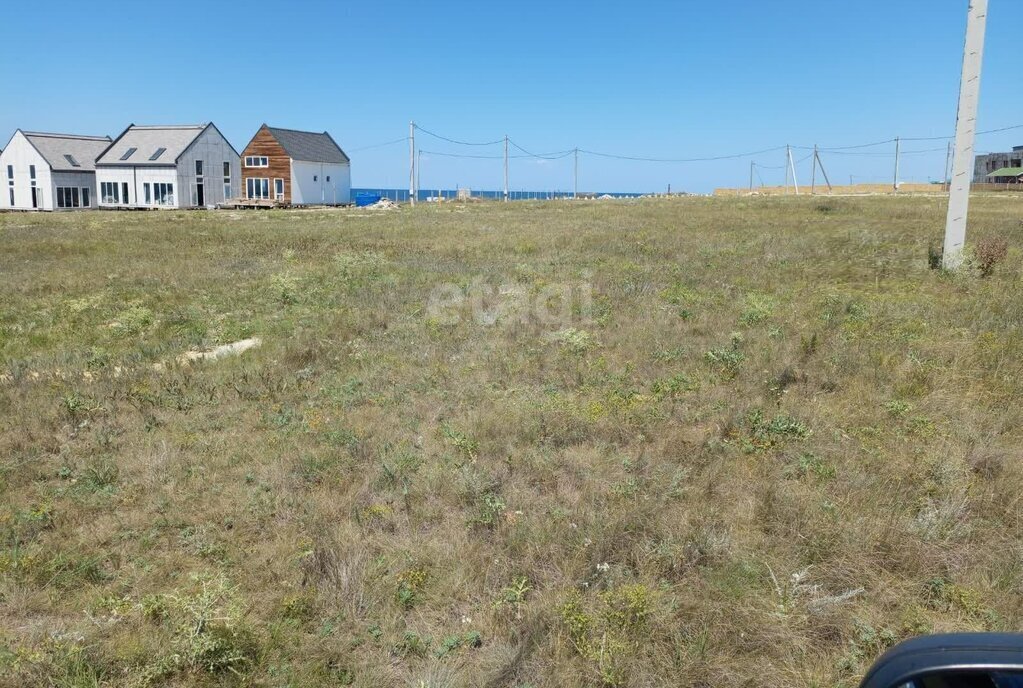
[[95, 123, 240, 209], [1, 130, 112, 210]]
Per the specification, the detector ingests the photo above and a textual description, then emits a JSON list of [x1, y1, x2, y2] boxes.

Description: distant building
[[0, 130, 112, 210], [974, 146, 1023, 184], [95, 123, 239, 209], [239, 125, 351, 205]]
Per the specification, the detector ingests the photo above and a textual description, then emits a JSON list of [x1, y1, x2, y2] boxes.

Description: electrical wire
[[578, 145, 788, 163], [420, 150, 502, 160], [420, 149, 574, 161], [348, 137, 408, 153], [413, 124, 503, 147], [508, 139, 575, 160]]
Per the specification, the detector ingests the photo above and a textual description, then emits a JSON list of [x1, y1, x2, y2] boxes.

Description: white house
[[1, 130, 112, 210], [95, 123, 240, 209], [239, 125, 351, 205]]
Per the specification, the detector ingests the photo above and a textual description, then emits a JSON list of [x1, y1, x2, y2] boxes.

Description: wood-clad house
[[0, 130, 112, 210], [239, 125, 351, 205], [95, 123, 240, 209]]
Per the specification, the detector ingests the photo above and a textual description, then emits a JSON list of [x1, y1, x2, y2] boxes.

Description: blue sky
[[2, 0, 1021, 193]]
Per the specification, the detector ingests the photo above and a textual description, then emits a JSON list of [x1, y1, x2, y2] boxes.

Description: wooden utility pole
[[749, 161, 754, 193], [893, 137, 901, 193], [409, 121, 416, 207], [944, 0, 988, 269], [504, 136, 509, 202]]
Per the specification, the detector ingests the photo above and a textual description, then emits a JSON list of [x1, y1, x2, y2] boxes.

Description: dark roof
[[265, 126, 350, 164]]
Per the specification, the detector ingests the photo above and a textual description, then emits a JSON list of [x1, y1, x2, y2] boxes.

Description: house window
[[64, 154, 81, 167], [101, 182, 120, 204], [56, 187, 83, 209], [6, 165, 12, 180], [151, 182, 174, 206], [313, 175, 318, 182], [144, 183, 151, 204], [29, 165, 36, 180], [81, 188, 90, 207], [120, 147, 137, 161], [122, 182, 130, 204], [223, 161, 230, 177], [1013, 159, 1022, 168], [326, 175, 330, 182], [244, 156, 268, 168], [274, 178, 284, 200], [7, 189, 12, 206], [246, 177, 270, 199], [195, 160, 203, 177], [149, 147, 167, 161], [223, 162, 232, 200]]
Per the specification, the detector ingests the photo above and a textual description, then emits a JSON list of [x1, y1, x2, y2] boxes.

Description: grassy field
[[2, 196, 1022, 687]]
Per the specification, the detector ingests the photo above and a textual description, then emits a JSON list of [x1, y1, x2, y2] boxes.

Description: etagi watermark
[[426, 275, 594, 327]]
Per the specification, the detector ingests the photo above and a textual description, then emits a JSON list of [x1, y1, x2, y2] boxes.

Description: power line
[[349, 137, 408, 153], [507, 139, 575, 160], [413, 124, 504, 147], [412, 121, 1023, 162], [800, 138, 896, 152], [420, 150, 503, 160], [420, 149, 576, 161], [578, 144, 788, 163]]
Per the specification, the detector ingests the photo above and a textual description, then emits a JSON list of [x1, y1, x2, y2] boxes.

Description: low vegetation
[[1, 195, 1022, 686]]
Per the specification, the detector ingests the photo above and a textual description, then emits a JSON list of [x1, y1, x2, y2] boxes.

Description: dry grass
[[1, 196, 1023, 687]]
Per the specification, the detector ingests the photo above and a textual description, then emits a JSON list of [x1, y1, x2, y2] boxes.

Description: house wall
[[0, 131, 53, 210], [291, 160, 351, 205], [51, 171, 98, 210], [240, 127, 291, 202], [96, 166, 178, 208], [176, 126, 240, 208], [974, 149, 1023, 183]]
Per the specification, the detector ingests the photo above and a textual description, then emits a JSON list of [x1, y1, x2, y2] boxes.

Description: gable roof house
[[240, 125, 351, 205], [1, 130, 112, 210], [95, 124, 240, 209]]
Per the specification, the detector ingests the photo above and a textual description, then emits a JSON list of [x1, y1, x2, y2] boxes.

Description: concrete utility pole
[[409, 121, 416, 207], [573, 148, 579, 199], [810, 145, 818, 195], [815, 148, 834, 194], [893, 137, 901, 193], [944, 0, 988, 270], [784, 146, 790, 193], [786, 145, 799, 195], [504, 136, 509, 202]]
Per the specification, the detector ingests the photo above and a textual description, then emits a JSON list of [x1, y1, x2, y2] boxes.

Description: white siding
[[0, 132, 53, 210], [95, 166, 178, 208], [290, 160, 351, 205]]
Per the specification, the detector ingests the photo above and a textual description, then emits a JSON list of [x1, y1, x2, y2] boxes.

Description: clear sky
[[2, 0, 1021, 193]]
